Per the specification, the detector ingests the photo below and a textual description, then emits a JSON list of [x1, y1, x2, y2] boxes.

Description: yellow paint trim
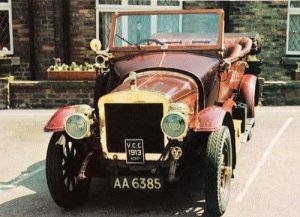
[[233, 119, 242, 154], [98, 89, 170, 161]]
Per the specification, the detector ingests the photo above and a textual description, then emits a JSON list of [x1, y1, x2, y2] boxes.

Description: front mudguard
[[194, 106, 227, 132], [194, 105, 237, 169], [44, 105, 92, 132]]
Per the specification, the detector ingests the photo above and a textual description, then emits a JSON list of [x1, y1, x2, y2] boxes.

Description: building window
[[0, 0, 13, 54], [96, 0, 183, 48], [287, 1, 300, 55]]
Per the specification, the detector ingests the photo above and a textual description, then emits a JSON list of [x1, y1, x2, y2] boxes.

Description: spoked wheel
[[205, 126, 233, 216], [46, 132, 91, 208]]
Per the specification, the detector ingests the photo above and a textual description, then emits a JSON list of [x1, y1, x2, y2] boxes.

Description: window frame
[[95, 0, 183, 48], [286, 1, 300, 55], [0, 0, 13, 55]]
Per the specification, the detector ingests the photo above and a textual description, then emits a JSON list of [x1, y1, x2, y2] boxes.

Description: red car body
[[44, 9, 261, 215]]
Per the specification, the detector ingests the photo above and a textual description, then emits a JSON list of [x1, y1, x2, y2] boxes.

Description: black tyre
[[205, 126, 233, 216], [46, 132, 91, 208]]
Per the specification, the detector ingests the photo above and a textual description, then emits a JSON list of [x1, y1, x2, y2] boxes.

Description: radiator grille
[[104, 103, 164, 153]]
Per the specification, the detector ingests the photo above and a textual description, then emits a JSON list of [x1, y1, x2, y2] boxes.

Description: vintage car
[[44, 9, 261, 216]]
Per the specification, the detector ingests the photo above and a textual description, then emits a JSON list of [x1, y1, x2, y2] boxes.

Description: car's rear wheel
[[205, 126, 232, 216], [46, 132, 91, 208]]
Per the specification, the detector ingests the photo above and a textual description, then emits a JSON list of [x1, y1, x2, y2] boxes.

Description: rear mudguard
[[239, 74, 257, 118], [44, 105, 86, 132]]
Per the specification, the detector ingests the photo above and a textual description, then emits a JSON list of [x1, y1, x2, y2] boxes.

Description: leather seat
[[224, 37, 253, 61], [223, 44, 242, 62]]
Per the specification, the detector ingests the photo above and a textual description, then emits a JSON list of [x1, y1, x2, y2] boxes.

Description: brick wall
[[0, 79, 293, 109], [184, 1, 224, 10], [184, 1, 290, 81], [9, 0, 97, 80], [228, 1, 289, 81], [3, 0, 299, 107], [34, 1, 56, 80], [11, 0, 57, 80], [8, 0, 295, 82], [0, 75, 298, 108], [53, 0, 65, 60], [0, 78, 9, 109], [11, 0, 31, 80], [69, 0, 96, 64], [262, 81, 300, 105], [9, 81, 95, 108]]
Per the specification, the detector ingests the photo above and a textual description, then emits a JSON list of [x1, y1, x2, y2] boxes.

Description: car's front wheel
[[205, 126, 232, 216], [46, 132, 91, 208]]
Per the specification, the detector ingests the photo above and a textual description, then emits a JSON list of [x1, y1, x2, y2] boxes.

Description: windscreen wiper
[[115, 34, 141, 50]]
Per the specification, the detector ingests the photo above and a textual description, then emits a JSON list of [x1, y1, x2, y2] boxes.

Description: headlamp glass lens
[[65, 114, 88, 139], [162, 113, 186, 138]]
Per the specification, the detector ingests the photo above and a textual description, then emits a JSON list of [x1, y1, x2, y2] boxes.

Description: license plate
[[111, 176, 163, 190], [125, 139, 144, 164]]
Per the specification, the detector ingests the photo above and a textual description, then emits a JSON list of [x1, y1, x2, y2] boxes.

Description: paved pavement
[[0, 107, 299, 217]]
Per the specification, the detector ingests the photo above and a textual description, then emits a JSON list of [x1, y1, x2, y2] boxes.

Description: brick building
[[1, 0, 300, 80], [0, 0, 300, 108]]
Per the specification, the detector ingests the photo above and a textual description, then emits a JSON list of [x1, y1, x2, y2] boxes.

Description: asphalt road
[[0, 107, 299, 217]]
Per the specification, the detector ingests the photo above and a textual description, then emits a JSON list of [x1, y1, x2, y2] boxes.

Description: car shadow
[[0, 160, 215, 217], [86, 173, 214, 217]]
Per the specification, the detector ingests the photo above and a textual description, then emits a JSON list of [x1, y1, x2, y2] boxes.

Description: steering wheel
[[137, 38, 165, 46]]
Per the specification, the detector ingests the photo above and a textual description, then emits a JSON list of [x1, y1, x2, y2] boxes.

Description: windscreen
[[112, 12, 221, 49]]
